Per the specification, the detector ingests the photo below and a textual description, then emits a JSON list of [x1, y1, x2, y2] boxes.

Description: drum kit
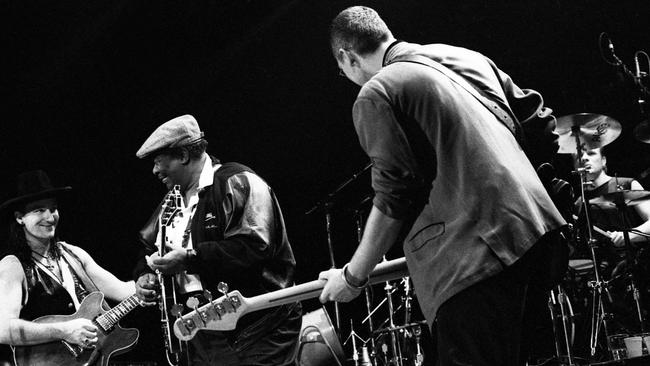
[[297, 274, 429, 366], [540, 112, 650, 365]]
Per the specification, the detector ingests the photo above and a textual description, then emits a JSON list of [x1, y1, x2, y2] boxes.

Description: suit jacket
[[354, 42, 566, 324]]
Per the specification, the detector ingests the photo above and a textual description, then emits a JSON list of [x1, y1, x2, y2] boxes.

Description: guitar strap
[[59, 244, 100, 293], [388, 54, 523, 145]]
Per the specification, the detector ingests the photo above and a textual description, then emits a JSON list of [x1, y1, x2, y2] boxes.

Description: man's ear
[[180, 148, 191, 165], [14, 212, 24, 225], [336, 48, 347, 63]]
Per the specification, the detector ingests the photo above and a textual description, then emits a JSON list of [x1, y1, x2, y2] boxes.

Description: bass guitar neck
[[174, 257, 409, 341]]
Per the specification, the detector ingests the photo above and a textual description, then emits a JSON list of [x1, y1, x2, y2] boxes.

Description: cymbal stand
[[400, 277, 415, 363], [384, 273, 402, 366], [571, 124, 613, 358], [613, 196, 646, 332], [549, 285, 576, 366], [355, 209, 377, 366]]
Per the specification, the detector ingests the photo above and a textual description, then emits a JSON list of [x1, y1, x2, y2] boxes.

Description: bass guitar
[[173, 257, 409, 340], [13, 292, 142, 366]]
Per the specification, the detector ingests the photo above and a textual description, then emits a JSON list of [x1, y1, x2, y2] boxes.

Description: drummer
[[577, 147, 650, 247]]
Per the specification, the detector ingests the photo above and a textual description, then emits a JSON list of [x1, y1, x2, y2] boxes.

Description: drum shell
[[296, 308, 345, 366]]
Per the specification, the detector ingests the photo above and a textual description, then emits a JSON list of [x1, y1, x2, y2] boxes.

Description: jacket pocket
[[406, 222, 445, 252]]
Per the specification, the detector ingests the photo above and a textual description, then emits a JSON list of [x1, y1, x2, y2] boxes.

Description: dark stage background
[[2, 1, 650, 364]]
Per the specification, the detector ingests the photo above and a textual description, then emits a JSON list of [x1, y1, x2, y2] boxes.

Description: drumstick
[[572, 214, 613, 239]]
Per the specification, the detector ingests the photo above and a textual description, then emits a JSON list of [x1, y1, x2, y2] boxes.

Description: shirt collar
[[382, 40, 405, 66], [197, 155, 215, 191]]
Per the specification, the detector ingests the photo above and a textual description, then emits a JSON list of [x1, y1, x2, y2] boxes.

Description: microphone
[[602, 33, 623, 66], [634, 51, 647, 112]]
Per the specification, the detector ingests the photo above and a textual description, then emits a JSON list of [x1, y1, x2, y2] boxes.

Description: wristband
[[342, 263, 369, 290]]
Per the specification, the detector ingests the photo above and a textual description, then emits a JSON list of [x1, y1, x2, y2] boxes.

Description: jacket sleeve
[[187, 172, 278, 276]]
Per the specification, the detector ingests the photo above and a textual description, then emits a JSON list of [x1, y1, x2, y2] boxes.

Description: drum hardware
[[361, 287, 399, 325], [355, 209, 379, 366], [412, 326, 424, 366], [344, 320, 372, 366], [549, 285, 577, 366], [305, 162, 373, 334], [555, 113, 623, 360], [383, 266, 402, 366], [590, 192, 649, 333], [360, 275, 425, 366]]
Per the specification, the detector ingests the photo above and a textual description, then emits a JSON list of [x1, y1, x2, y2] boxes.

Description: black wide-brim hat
[[0, 170, 71, 214]]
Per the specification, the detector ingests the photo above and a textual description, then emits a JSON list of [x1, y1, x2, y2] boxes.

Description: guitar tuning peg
[[203, 289, 213, 302], [217, 282, 229, 296], [171, 304, 184, 318], [186, 296, 200, 310]]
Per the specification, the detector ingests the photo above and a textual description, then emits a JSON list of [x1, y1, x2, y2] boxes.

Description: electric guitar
[[173, 257, 409, 340], [156, 185, 187, 366], [13, 292, 142, 366]]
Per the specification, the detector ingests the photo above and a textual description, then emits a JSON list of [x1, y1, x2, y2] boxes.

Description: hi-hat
[[633, 120, 650, 143], [589, 190, 650, 208], [555, 113, 622, 154]]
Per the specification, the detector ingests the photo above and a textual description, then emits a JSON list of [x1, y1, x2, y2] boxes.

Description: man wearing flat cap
[[133, 115, 302, 365]]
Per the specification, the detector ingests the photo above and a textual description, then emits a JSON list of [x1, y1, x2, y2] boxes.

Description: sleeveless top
[[19, 243, 92, 321]]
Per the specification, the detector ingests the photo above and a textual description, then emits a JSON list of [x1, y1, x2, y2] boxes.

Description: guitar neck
[[246, 257, 408, 314], [95, 294, 142, 331]]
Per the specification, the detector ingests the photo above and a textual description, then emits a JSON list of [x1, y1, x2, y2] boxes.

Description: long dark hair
[[6, 211, 61, 267]]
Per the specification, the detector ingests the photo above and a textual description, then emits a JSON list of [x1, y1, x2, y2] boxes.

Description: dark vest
[[19, 244, 92, 320]]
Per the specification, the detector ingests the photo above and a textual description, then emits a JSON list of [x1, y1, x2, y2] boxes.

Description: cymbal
[[633, 120, 650, 143], [555, 113, 622, 154], [589, 190, 650, 208]]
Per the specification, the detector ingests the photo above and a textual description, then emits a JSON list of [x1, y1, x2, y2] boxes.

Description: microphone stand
[[571, 126, 613, 359], [305, 162, 373, 333]]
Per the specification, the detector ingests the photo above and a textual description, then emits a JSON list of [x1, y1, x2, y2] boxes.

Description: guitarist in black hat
[[0, 170, 139, 365]]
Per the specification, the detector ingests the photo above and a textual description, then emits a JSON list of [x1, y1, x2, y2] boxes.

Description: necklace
[[31, 249, 56, 271], [31, 246, 65, 285]]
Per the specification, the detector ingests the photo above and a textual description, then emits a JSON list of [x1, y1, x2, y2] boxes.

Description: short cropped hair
[[329, 6, 392, 60]]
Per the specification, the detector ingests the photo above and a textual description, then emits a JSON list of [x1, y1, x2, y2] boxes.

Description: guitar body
[[13, 292, 139, 366]]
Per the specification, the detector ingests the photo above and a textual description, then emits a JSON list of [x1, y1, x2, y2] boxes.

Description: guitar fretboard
[[95, 294, 142, 331]]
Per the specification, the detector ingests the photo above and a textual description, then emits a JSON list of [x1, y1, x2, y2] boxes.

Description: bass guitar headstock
[[173, 283, 249, 341]]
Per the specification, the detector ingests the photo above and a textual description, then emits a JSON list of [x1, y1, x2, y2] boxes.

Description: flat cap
[[137, 114, 205, 158]]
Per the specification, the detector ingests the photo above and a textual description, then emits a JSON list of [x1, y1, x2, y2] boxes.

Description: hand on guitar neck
[[173, 257, 409, 341]]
